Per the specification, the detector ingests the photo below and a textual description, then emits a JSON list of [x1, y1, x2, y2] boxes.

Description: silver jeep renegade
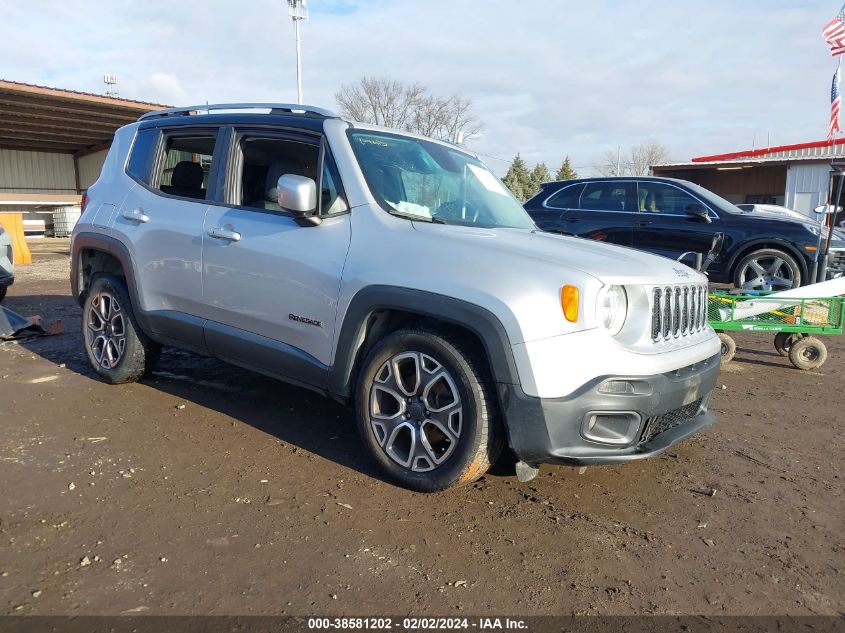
[[71, 104, 720, 491]]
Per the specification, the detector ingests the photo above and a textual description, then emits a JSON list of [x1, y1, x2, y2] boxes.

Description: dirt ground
[[0, 238, 843, 617]]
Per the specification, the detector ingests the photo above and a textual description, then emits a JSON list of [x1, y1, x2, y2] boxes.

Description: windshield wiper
[[386, 209, 447, 224]]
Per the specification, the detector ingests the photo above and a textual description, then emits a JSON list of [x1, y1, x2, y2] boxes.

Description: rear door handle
[[207, 226, 241, 242], [121, 208, 149, 223], [636, 220, 652, 227]]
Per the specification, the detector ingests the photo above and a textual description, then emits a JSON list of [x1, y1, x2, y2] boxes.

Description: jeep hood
[[412, 223, 705, 286]]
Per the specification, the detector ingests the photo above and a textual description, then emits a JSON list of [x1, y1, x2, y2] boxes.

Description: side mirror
[[815, 204, 840, 216], [685, 203, 712, 224], [277, 174, 320, 226]]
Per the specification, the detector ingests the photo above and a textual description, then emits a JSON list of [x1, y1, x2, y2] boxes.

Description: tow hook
[[515, 461, 539, 483]]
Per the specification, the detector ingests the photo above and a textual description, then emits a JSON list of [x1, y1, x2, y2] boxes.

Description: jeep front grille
[[651, 284, 708, 342]]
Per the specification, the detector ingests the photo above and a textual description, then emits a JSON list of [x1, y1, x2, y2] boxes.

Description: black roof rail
[[138, 103, 339, 122]]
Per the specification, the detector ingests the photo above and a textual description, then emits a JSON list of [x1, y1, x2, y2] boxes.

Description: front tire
[[733, 248, 801, 291], [355, 328, 502, 492], [82, 275, 160, 384]]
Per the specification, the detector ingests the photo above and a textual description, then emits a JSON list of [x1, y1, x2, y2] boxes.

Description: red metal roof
[[692, 138, 845, 163]]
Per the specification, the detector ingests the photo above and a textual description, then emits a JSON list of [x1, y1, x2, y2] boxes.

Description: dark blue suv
[[524, 176, 845, 290]]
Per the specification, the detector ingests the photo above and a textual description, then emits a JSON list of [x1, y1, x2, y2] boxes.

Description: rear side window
[[155, 134, 217, 201], [580, 182, 636, 212], [545, 183, 584, 209]]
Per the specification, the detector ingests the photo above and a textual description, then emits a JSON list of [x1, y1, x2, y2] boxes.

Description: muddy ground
[[0, 239, 842, 616]]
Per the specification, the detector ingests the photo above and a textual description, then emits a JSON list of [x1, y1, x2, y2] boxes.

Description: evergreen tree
[[527, 162, 551, 199], [554, 156, 578, 181], [502, 154, 533, 201]]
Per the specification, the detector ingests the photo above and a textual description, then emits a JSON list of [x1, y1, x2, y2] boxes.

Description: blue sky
[[1, 1, 841, 174]]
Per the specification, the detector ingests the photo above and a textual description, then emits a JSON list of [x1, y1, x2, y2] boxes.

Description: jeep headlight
[[596, 285, 628, 335]]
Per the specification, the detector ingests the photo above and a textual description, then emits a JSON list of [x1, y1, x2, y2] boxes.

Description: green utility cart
[[708, 290, 845, 370]]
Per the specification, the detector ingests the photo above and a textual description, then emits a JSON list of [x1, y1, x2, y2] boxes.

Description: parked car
[[71, 104, 720, 491], [735, 203, 808, 221], [0, 225, 14, 301], [525, 177, 845, 291]]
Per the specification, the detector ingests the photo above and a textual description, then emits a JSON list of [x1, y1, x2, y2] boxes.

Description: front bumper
[[499, 352, 720, 466]]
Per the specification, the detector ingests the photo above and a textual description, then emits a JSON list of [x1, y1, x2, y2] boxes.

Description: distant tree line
[[502, 155, 578, 202]]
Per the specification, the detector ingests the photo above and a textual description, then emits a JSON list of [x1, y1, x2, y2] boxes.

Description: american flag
[[830, 67, 842, 139], [823, 3, 845, 56]]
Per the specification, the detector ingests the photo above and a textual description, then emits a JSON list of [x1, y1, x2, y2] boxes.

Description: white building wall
[[77, 149, 109, 190], [785, 162, 830, 215], [0, 149, 76, 193]]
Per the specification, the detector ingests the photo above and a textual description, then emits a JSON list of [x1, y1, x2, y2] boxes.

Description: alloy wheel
[[368, 351, 463, 472], [738, 255, 796, 291], [87, 291, 126, 369]]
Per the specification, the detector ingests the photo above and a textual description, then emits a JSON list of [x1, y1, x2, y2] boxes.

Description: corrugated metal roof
[[0, 79, 170, 155]]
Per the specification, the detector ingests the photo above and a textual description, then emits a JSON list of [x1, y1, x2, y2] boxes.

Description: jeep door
[[112, 126, 224, 350], [631, 181, 720, 262], [200, 129, 351, 379]]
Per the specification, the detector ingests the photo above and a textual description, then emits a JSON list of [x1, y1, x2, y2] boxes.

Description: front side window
[[236, 137, 319, 211], [580, 182, 636, 212], [347, 130, 534, 229], [637, 182, 701, 215], [156, 134, 216, 201]]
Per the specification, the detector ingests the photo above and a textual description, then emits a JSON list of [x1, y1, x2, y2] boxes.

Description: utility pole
[[287, 0, 308, 104], [616, 146, 622, 176]]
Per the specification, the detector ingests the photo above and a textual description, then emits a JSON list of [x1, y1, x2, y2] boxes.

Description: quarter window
[[637, 182, 702, 215], [126, 128, 159, 183], [156, 134, 217, 201], [545, 183, 584, 209]]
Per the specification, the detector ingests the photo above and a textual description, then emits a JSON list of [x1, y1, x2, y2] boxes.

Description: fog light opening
[[581, 411, 642, 446]]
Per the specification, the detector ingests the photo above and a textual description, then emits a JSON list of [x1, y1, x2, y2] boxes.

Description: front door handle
[[121, 208, 150, 223], [636, 220, 652, 227], [207, 226, 242, 242]]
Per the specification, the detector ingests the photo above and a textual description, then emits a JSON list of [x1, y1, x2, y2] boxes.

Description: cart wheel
[[788, 336, 828, 371], [718, 333, 736, 363], [774, 332, 807, 357]]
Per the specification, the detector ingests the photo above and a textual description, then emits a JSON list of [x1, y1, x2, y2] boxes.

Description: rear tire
[[82, 275, 160, 384], [355, 328, 502, 492], [788, 336, 828, 371]]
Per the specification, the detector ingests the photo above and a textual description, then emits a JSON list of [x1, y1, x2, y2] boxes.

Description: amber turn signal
[[561, 285, 579, 322]]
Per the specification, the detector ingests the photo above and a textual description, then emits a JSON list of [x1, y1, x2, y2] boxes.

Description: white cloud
[[0, 0, 839, 174], [138, 73, 187, 105]]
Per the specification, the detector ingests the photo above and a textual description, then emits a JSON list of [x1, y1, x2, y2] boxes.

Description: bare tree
[[335, 77, 482, 142], [596, 149, 626, 177], [596, 140, 671, 176], [628, 139, 671, 176]]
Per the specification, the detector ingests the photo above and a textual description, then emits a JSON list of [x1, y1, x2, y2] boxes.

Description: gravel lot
[[0, 239, 843, 616]]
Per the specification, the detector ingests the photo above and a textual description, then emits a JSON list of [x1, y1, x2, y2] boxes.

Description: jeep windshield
[[348, 129, 535, 230]]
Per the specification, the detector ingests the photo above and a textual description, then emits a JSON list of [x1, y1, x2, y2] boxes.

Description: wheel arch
[[72, 233, 146, 325], [725, 239, 809, 285], [329, 286, 520, 404]]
